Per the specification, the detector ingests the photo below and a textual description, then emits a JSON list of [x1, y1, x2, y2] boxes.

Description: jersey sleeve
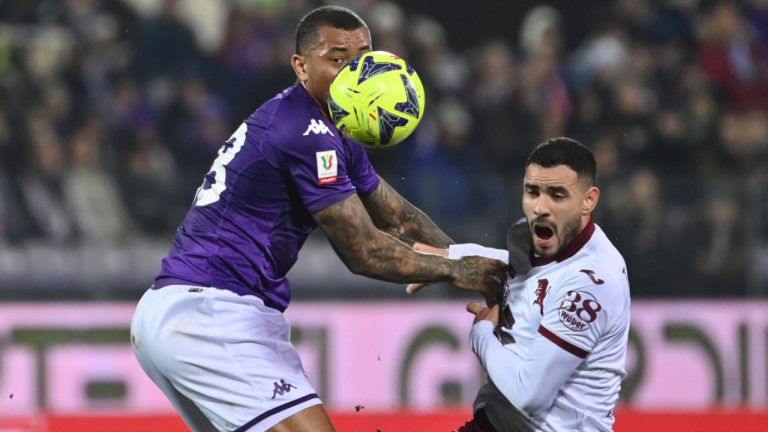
[[277, 131, 359, 214], [343, 137, 380, 196], [471, 320, 583, 415], [538, 270, 617, 358]]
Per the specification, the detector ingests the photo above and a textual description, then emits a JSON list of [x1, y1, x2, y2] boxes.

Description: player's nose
[[532, 196, 550, 216]]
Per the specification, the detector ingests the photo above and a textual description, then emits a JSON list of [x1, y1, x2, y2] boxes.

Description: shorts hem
[[233, 393, 323, 432]]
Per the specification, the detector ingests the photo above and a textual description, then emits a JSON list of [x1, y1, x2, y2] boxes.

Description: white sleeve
[[447, 244, 509, 263], [470, 321, 583, 416], [538, 272, 616, 359]]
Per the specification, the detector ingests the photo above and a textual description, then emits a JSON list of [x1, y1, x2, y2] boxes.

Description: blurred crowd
[[0, 0, 767, 297]]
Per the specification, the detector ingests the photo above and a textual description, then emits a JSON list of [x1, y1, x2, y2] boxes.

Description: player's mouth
[[533, 223, 556, 248]]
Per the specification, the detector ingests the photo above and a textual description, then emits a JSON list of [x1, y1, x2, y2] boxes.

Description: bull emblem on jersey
[[533, 279, 549, 315]]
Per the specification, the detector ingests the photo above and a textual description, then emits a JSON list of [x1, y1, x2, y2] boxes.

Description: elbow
[[343, 247, 378, 276], [346, 257, 368, 276], [503, 377, 555, 416], [510, 393, 549, 416], [488, 366, 551, 416]]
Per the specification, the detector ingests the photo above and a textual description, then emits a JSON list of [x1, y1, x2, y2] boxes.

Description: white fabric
[[471, 321, 583, 418], [131, 285, 322, 432], [448, 243, 509, 263], [455, 225, 630, 431]]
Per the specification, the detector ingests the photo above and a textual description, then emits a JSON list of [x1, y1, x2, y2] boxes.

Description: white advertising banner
[[0, 300, 765, 415]]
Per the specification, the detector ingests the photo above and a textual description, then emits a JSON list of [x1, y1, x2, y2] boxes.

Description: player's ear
[[291, 54, 309, 83], [583, 186, 599, 214]]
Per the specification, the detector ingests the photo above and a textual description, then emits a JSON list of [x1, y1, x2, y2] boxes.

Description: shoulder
[[250, 85, 342, 155], [576, 225, 627, 284], [548, 227, 629, 307]]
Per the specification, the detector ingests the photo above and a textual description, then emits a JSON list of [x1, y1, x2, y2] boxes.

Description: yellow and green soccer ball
[[328, 51, 426, 148]]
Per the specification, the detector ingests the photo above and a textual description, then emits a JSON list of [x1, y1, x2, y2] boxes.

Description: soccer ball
[[328, 51, 426, 148]]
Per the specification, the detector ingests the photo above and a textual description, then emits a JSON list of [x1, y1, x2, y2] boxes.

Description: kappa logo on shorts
[[303, 119, 334, 136], [558, 290, 602, 332], [271, 379, 298, 399]]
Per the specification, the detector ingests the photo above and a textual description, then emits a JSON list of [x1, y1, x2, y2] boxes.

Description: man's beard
[[535, 215, 583, 258]]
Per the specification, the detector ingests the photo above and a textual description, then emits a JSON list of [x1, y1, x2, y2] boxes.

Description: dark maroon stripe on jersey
[[538, 326, 588, 358], [532, 216, 596, 267], [232, 393, 320, 432]]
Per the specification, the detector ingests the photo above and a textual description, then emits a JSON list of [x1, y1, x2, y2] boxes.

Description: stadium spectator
[[63, 123, 136, 243], [693, 183, 751, 296], [697, 1, 768, 112], [18, 115, 78, 244]]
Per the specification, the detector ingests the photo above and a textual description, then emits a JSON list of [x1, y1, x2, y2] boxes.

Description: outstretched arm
[[313, 193, 506, 292], [359, 176, 454, 248], [406, 242, 509, 297]]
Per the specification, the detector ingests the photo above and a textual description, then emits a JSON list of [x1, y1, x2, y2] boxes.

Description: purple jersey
[[155, 84, 380, 312]]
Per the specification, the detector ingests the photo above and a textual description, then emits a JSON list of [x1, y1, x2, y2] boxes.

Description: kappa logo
[[271, 379, 297, 399], [303, 119, 334, 136]]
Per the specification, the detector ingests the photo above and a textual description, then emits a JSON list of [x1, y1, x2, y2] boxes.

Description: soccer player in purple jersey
[[130, 5, 507, 432]]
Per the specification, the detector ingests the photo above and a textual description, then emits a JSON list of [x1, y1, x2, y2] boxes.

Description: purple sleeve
[[344, 137, 380, 196], [279, 133, 374, 214]]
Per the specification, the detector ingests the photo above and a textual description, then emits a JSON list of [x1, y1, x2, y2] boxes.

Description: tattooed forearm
[[397, 206, 453, 247], [315, 194, 506, 294], [361, 177, 454, 248], [315, 194, 456, 283], [355, 232, 457, 283]]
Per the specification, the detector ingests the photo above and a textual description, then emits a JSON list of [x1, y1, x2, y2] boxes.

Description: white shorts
[[130, 285, 322, 432]]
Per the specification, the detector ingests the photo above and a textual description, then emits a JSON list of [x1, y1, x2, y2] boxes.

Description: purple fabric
[[156, 84, 380, 312]]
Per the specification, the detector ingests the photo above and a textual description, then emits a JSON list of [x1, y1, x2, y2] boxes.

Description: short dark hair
[[526, 137, 597, 185], [295, 6, 369, 55]]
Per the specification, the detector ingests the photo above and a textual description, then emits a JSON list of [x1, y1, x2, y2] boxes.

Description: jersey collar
[[532, 216, 595, 267]]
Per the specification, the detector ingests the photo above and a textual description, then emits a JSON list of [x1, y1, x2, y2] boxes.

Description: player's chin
[[533, 242, 558, 259]]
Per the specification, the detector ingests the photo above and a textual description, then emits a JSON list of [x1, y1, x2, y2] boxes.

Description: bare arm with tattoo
[[359, 176, 454, 248], [313, 193, 507, 294]]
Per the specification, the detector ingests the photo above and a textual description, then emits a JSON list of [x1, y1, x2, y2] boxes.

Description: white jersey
[[451, 221, 630, 432]]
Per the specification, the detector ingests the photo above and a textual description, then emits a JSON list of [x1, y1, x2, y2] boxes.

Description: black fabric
[[506, 218, 533, 277], [473, 382, 536, 432]]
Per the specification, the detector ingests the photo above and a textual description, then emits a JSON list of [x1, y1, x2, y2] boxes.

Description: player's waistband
[[152, 277, 204, 290], [151, 277, 288, 313]]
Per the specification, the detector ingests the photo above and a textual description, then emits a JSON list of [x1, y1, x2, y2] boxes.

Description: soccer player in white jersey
[[410, 137, 630, 432]]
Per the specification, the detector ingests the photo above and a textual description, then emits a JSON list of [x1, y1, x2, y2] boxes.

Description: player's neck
[[579, 213, 592, 233], [300, 81, 331, 119]]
